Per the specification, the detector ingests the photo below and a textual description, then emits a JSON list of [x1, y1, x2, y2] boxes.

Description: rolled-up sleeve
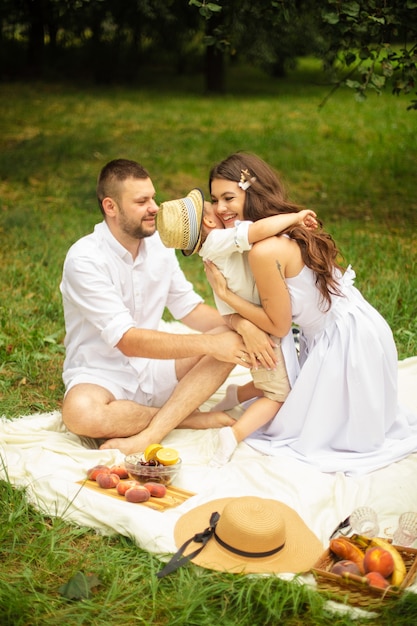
[[200, 220, 252, 263]]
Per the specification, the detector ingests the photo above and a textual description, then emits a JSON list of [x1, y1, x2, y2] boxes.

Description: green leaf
[[321, 10, 339, 25], [368, 16, 385, 25], [345, 79, 361, 89], [342, 2, 360, 18], [58, 571, 101, 601], [371, 74, 386, 88], [206, 3, 222, 12]]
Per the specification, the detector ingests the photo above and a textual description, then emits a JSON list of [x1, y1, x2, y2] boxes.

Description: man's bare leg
[[62, 382, 231, 442], [62, 384, 159, 439], [100, 355, 236, 454]]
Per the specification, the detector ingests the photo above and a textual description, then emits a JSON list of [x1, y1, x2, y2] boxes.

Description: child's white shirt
[[199, 220, 259, 316]]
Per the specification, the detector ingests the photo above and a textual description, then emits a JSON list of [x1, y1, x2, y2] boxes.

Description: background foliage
[[1, 1, 417, 106]]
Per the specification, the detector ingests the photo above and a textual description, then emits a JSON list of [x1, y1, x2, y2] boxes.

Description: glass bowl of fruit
[[124, 445, 181, 486]]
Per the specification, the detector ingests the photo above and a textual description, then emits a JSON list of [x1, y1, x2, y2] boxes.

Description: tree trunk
[[204, 16, 225, 94], [26, 0, 45, 77]]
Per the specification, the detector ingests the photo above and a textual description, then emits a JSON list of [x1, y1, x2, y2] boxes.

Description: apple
[[364, 546, 394, 578], [331, 559, 362, 577], [365, 571, 390, 589]]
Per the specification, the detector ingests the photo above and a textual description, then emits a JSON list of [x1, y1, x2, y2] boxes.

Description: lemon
[[143, 443, 163, 462], [156, 447, 179, 466]]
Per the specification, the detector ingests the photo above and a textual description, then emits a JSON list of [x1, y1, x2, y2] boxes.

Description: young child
[[156, 189, 317, 465]]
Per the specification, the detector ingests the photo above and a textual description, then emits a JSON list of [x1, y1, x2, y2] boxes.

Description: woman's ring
[[241, 356, 247, 362]]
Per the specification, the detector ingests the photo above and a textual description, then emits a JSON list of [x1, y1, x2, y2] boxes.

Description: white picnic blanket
[[1, 324, 417, 594]]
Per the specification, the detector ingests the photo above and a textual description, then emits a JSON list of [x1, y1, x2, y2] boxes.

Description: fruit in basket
[[87, 465, 111, 481], [110, 465, 129, 479], [364, 546, 394, 577], [329, 537, 366, 574], [125, 485, 151, 503], [365, 572, 390, 589], [331, 559, 362, 577], [143, 482, 167, 498], [96, 472, 120, 489], [369, 537, 407, 586]]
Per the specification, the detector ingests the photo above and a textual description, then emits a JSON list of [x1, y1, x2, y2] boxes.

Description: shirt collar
[[95, 221, 149, 264]]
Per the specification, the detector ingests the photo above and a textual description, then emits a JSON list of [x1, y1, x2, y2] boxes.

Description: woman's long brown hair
[[209, 152, 344, 309]]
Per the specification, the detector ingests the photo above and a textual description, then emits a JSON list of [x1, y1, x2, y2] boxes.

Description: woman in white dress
[[205, 152, 417, 474]]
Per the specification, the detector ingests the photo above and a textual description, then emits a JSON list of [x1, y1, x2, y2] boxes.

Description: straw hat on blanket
[[158, 496, 323, 577]]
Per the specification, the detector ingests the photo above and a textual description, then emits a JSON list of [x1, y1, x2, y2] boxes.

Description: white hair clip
[[238, 169, 256, 190]]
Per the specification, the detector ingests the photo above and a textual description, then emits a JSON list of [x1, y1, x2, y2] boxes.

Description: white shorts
[[65, 359, 178, 408]]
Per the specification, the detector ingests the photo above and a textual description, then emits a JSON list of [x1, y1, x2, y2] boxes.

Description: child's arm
[[247, 209, 317, 244]]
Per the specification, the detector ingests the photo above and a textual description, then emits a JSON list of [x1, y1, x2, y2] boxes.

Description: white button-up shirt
[[60, 221, 202, 394]]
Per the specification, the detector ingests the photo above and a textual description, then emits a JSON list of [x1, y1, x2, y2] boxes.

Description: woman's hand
[[233, 317, 278, 370], [204, 260, 230, 301]]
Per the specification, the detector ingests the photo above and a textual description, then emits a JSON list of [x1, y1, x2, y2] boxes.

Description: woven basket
[[311, 537, 417, 608]]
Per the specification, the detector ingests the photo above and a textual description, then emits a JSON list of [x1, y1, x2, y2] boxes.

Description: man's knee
[[62, 384, 114, 435]]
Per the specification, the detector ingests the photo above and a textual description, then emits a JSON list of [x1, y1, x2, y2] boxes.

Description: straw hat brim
[[157, 188, 204, 256], [174, 497, 323, 574]]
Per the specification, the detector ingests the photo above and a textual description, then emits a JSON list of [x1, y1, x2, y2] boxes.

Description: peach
[[331, 559, 362, 577], [96, 472, 120, 489], [116, 480, 139, 496], [364, 546, 394, 577], [143, 482, 167, 498], [87, 465, 111, 481], [365, 572, 390, 589], [110, 465, 129, 479], [125, 486, 150, 503]]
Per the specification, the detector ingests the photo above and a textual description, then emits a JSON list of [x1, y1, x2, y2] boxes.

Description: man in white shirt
[[60, 159, 251, 455]]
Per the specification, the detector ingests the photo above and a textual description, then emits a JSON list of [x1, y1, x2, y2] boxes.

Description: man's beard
[[127, 224, 155, 239], [119, 213, 156, 240]]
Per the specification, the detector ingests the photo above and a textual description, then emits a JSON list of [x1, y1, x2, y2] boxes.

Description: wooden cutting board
[[78, 479, 195, 511]]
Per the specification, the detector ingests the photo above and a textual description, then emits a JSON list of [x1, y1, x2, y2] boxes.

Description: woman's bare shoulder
[[250, 234, 297, 256]]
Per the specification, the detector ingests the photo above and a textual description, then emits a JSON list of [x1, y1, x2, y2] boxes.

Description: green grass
[[1, 60, 417, 624]]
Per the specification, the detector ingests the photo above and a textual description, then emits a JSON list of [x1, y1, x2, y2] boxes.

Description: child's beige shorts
[[251, 336, 290, 402]]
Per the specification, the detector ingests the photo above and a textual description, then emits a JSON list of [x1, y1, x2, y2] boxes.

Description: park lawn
[[0, 61, 416, 624]]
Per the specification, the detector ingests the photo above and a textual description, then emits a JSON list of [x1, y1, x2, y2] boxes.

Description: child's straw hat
[[157, 188, 204, 256]]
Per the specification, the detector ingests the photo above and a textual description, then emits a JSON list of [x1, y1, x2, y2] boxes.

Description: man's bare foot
[[99, 411, 235, 455], [100, 433, 152, 455]]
